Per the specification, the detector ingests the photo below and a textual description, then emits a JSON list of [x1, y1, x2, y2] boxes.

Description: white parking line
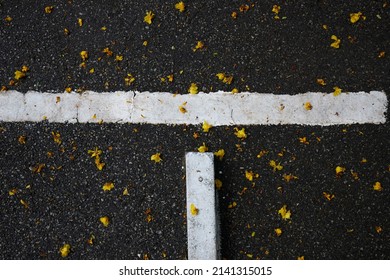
[[0, 90, 387, 125]]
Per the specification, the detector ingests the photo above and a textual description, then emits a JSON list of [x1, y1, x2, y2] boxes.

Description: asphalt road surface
[[0, 1, 389, 259]]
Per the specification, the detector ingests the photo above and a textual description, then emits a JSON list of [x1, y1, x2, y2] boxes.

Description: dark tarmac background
[[0, 1, 389, 259]]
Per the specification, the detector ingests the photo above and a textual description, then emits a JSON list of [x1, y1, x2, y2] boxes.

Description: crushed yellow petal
[[18, 135, 26, 144], [333, 86, 342, 96], [361, 158, 367, 163], [269, 160, 283, 171], [304, 102, 313, 110], [198, 142, 208, 153], [299, 137, 309, 144], [297, 256, 305, 260], [188, 83, 198, 94], [193, 41, 204, 51], [335, 166, 346, 176], [231, 11, 238, 19], [123, 188, 129, 196], [78, 18, 83, 27], [278, 205, 291, 220], [124, 73, 135, 85], [175, 2, 186, 12], [20, 199, 29, 208], [373, 182, 382, 191], [95, 158, 105, 170], [144, 11, 155, 25], [216, 73, 233, 84], [228, 201, 237, 208], [65, 87, 72, 93], [350, 12, 365, 23], [257, 150, 268, 158], [190, 203, 199, 216], [5, 16, 13, 22], [214, 149, 225, 160], [101, 26, 107, 31], [378, 51, 385, 58], [234, 127, 247, 139], [215, 179, 222, 190], [245, 170, 258, 181], [272, 5, 280, 14], [44, 6, 54, 14], [231, 88, 239, 93], [51, 131, 62, 145], [99, 216, 110, 227], [102, 182, 114, 192], [21, 65, 29, 72], [202, 121, 212, 132], [375, 226, 382, 233], [80, 50, 88, 61], [317, 79, 326, 86], [151, 153, 162, 163], [60, 244, 71, 258], [103, 47, 113, 56], [274, 228, 282, 236], [9, 189, 18, 196], [179, 105, 187, 113], [323, 192, 335, 201], [14, 70, 26, 80], [88, 147, 102, 158], [330, 35, 341, 48]]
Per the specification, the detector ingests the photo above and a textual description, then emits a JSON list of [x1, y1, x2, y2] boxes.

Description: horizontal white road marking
[[0, 90, 387, 125], [186, 152, 218, 260]]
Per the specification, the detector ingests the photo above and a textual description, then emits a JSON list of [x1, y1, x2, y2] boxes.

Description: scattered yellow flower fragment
[[101, 26, 107, 31], [375, 226, 382, 233], [231, 88, 239, 93], [245, 170, 258, 181], [125, 73, 135, 85], [102, 182, 114, 192], [20, 199, 29, 208], [102, 47, 113, 56], [114, 55, 123, 62], [257, 150, 268, 158], [214, 149, 225, 160], [95, 159, 105, 170], [274, 228, 282, 236], [350, 12, 365, 23], [283, 173, 298, 182], [215, 179, 222, 190], [51, 131, 62, 145], [14, 70, 26, 80], [317, 78, 326, 86], [323, 192, 335, 201], [193, 41, 204, 52], [175, 2, 186, 12], [9, 189, 18, 196], [373, 182, 382, 191], [18, 135, 26, 144], [5, 16, 12, 22], [304, 102, 313, 110], [99, 216, 110, 227], [60, 244, 71, 258], [378, 51, 385, 58], [231, 11, 238, 19], [335, 166, 346, 176], [45, 6, 54, 14], [78, 18, 83, 27], [179, 104, 187, 113], [234, 127, 247, 139], [188, 83, 198, 94], [272, 5, 280, 19], [88, 147, 102, 158], [278, 205, 291, 220], [216, 73, 233, 85], [297, 256, 305, 260], [333, 86, 342, 96], [190, 203, 199, 216], [80, 50, 88, 61], [144, 11, 155, 25], [65, 87, 72, 93], [21, 65, 29, 72], [299, 137, 309, 144], [228, 201, 237, 208], [123, 188, 129, 196], [198, 142, 208, 153], [330, 35, 341, 48], [202, 121, 212, 132], [151, 153, 162, 163], [269, 160, 283, 171]]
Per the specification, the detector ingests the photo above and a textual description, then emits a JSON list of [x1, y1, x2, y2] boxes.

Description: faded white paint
[[0, 90, 387, 125]]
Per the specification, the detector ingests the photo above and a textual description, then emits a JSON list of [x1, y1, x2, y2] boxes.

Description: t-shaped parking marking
[[186, 152, 219, 260]]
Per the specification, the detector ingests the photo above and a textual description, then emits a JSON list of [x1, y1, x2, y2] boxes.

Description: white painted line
[[0, 90, 387, 125], [186, 152, 218, 260]]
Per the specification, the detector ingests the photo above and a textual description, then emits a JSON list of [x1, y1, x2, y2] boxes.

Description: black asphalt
[[0, 1, 389, 259]]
